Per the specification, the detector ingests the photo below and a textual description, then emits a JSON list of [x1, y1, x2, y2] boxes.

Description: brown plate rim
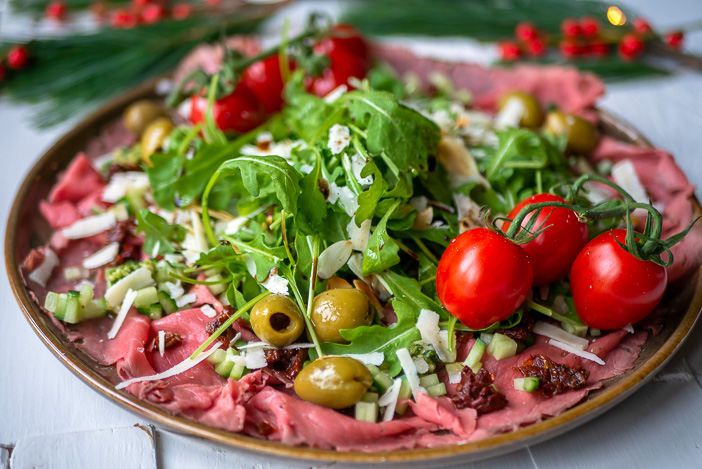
[[5, 81, 702, 465]]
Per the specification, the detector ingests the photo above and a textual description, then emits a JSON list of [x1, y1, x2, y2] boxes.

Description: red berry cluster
[[43, 0, 194, 28], [619, 17, 685, 60], [0, 45, 31, 83]]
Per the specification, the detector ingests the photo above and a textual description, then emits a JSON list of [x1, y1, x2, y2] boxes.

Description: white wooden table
[[2, 1, 702, 467]]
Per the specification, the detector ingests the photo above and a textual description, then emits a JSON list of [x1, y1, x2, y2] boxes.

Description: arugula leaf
[[135, 210, 187, 255], [194, 244, 240, 267], [224, 234, 286, 282], [319, 300, 421, 376], [214, 155, 301, 215], [145, 152, 184, 210], [284, 73, 340, 145], [354, 159, 386, 224], [346, 90, 441, 174], [378, 270, 446, 318], [175, 141, 243, 207], [362, 200, 401, 275], [295, 149, 328, 235]]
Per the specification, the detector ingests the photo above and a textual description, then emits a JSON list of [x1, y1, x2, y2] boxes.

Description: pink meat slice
[[39, 200, 82, 229], [408, 393, 477, 439], [48, 153, 105, 204]]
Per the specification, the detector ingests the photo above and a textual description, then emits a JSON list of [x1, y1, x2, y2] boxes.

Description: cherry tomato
[[305, 50, 368, 98], [314, 24, 370, 68], [504, 194, 589, 286], [190, 84, 267, 133], [436, 228, 533, 330], [569, 229, 667, 330], [240, 55, 294, 114]]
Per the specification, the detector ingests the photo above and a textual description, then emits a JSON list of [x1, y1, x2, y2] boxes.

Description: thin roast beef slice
[[408, 393, 477, 439], [74, 310, 150, 365], [76, 188, 111, 217], [84, 119, 136, 159], [39, 200, 82, 229], [372, 44, 604, 117], [190, 284, 259, 342], [48, 153, 105, 204]]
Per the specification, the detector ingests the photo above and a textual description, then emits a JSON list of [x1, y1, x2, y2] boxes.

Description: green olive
[[497, 90, 544, 129], [249, 294, 305, 348], [123, 100, 166, 136], [294, 356, 373, 409], [310, 289, 372, 344], [141, 117, 174, 165], [544, 110, 599, 155]]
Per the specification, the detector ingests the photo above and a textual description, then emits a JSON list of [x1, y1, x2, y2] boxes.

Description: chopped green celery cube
[[355, 401, 379, 423], [463, 339, 486, 372], [44, 292, 60, 313], [361, 392, 379, 403], [83, 298, 108, 319], [425, 382, 447, 398], [63, 290, 83, 324], [158, 290, 177, 315], [395, 378, 412, 416], [562, 322, 588, 338], [487, 333, 518, 360], [230, 363, 248, 380], [444, 362, 464, 377], [78, 284, 94, 307], [134, 286, 159, 308], [590, 328, 602, 338], [372, 370, 394, 393], [206, 274, 228, 296], [514, 377, 540, 392], [419, 374, 439, 388], [208, 349, 227, 365], [53, 293, 68, 320], [215, 360, 234, 377]]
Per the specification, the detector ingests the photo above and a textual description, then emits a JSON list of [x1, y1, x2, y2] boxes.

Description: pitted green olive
[[544, 110, 598, 155], [310, 289, 372, 344], [497, 90, 544, 129], [294, 356, 373, 409], [141, 117, 174, 165], [123, 100, 166, 136], [249, 294, 304, 348]]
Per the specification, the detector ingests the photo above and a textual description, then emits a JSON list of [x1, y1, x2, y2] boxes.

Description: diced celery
[[126, 187, 147, 214], [480, 333, 494, 345], [64, 267, 83, 282], [425, 382, 447, 398], [562, 322, 588, 338], [78, 284, 94, 307], [463, 339, 486, 372], [590, 328, 601, 338], [395, 378, 412, 416], [158, 290, 177, 315], [53, 294, 68, 320], [154, 261, 172, 284], [208, 349, 227, 365], [206, 274, 228, 296], [63, 290, 83, 324], [445, 362, 464, 379], [361, 392, 379, 403], [44, 292, 60, 313], [147, 303, 163, 320], [83, 298, 108, 319], [419, 373, 439, 388], [109, 203, 129, 222], [215, 360, 235, 377], [514, 377, 540, 392], [372, 370, 394, 393], [230, 363, 248, 380], [134, 286, 159, 308], [487, 333, 518, 360], [355, 401, 379, 423]]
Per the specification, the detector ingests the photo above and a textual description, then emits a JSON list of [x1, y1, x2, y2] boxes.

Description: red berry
[[664, 31, 684, 50], [498, 41, 522, 61], [524, 37, 547, 57], [141, 4, 164, 24], [559, 39, 584, 58], [579, 16, 600, 36], [561, 18, 582, 38], [588, 41, 609, 57], [172, 2, 192, 20], [7, 46, 30, 70], [111, 8, 139, 28], [46, 1, 68, 21], [632, 17, 652, 35], [515, 22, 539, 42], [618, 33, 644, 60]]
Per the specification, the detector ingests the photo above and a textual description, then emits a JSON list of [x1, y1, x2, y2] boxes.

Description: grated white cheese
[[548, 339, 605, 365], [261, 270, 289, 296], [416, 309, 456, 362], [323, 84, 347, 103], [379, 378, 402, 422], [82, 242, 120, 269], [328, 124, 351, 155], [115, 343, 222, 390], [190, 209, 209, 253], [240, 132, 307, 159], [448, 367, 463, 384], [341, 352, 385, 367], [28, 248, 59, 287], [349, 152, 373, 185], [494, 96, 526, 129], [101, 172, 149, 203], [327, 182, 359, 216], [107, 288, 138, 340], [347, 218, 371, 252], [104, 267, 154, 308], [200, 304, 217, 318], [158, 330, 166, 357], [396, 348, 425, 400], [413, 356, 430, 374], [151, 241, 161, 259], [164, 281, 185, 301], [317, 240, 353, 279], [62, 212, 116, 239], [534, 321, 589, 350], [611, 159, 647, 203], [245, 347, 268, 369], [175, 293, 197, 308], [623, 323, 635, 334], [224, 216, 249, 235]]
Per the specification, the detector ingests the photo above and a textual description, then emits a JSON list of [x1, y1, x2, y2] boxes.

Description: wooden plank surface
[[1, 0, 702, 468]]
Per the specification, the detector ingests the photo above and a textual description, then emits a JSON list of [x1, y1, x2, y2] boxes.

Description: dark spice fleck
[[514, 354, 590, 398], [318, 178, 330, 200], [451, 367, 508, 415]]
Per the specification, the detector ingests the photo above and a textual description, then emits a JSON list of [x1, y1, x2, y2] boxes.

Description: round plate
[[5, 80, 702, 467]]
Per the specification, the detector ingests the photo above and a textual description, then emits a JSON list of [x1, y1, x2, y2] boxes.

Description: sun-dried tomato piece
[[494, 313, 535, 341], [515, 354, 590, 398], [149, 331, 184, 352], [451, 367, 508, 415], [264, 347, 308, 380]]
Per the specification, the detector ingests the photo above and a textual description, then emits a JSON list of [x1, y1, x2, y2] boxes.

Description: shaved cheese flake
[[224, 216, 249, 235], [347, 253, 367, 281], [62, 212, 116, 239], [379, 378, 403, 422], [413, 356, 430, 374], [28, 248, 59, 287], [409, 196, 428, 212], [341, 352, 385, 367], [328, 182, 359, 216], [151, 241, 160, 258], [200, 304, 217, 318], [350, 152, 373, 185], [611, 159, 647, 203], [534, 321, 589, 350], [623, 323, 635, 334], [448, 366, 463, 384], [164, 281, 185, 300], [116, 342, 222, 390], [282, 343, 315, 350], [317, 240, 353, 279], [175, 293, 196, 308], [262, 270, 289, 295], [158, 330, 166, 357], [323, 84, 347, 103], [101, 172, 149, 203], [82, 242, 120, 269], [347, 219, 371, 252], [104, 267, 154, 308], [245, 347, 268, 369], [226, 349, 247, 366], [494, 96, 526, 129], [190, 209, 209, 253], [548, 339, 605, 365], [417, 309, 455, 362], [107, 288, 138, 339], [396, 348, 425, 400], [328, 124, 351, 155], [235, 341, 269, 350]]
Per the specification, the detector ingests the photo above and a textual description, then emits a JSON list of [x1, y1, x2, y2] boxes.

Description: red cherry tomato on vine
[[314, 23, 370, 68], [240, 55, 295, 114], [436, 227, 533, 330], [190, 84, 267, 133], [305, 50, 369, 98], [504, 194, 589, 286], [569, 229, 667, 330]]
